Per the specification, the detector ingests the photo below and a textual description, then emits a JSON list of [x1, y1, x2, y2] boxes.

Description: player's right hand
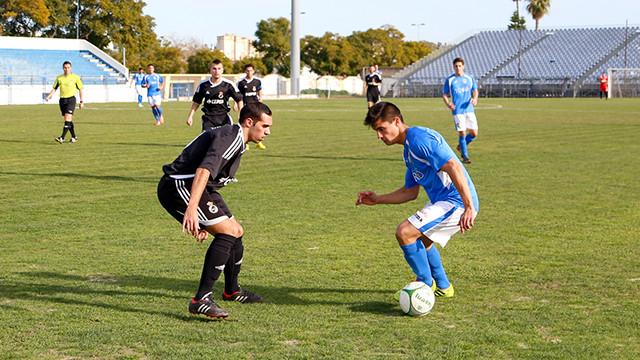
[[182, 207, 200, 237], [356, 191, 377, 206], [186, 118, 193, 127]]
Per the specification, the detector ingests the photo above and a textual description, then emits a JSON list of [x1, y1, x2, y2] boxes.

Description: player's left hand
[[79, 102, 84, 110], [356, 191, 378, 206], [195, 229, 209, 243], [459, 207, 476, 233], [471, 98, 478, 106]]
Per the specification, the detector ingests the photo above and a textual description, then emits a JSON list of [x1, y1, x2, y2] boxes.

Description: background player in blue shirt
[[357, 102, 478, 298], [442, 57, 479, 164], [129, 67, 146, 107], [142, 64, 165, 126]]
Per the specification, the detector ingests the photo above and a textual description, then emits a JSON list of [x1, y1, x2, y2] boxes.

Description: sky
[[143, 0, 639, 46]]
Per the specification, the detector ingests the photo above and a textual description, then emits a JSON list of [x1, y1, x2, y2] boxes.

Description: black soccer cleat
[[55, 136, 64, 144], [222, 288, 263, 303], [462, 157, 472, 164], [188, 293, 229, 318]]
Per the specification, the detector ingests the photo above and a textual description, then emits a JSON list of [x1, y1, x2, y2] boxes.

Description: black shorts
[[59, 97, 76, 116], [366, 90, 380, 103], [157, 175, 233, 227], [202, 114, 232, 130]]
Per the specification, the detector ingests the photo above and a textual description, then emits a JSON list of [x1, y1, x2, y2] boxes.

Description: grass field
[[1, 98, 639, 359]]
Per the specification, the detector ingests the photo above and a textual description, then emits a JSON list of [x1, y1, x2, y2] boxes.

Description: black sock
[[61, 122, 70, 138], [69, 122, 76, 138], [195, 233, 237, 299], [224, 237, 243, 294]]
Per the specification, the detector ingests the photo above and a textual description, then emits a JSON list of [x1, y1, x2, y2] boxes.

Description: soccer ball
[[398, 281, 435, 316]]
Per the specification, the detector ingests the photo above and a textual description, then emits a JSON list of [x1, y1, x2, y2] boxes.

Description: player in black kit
[[364, 65, 382, 108], [186, 59, 243, 130], [158, 102, 273, 319], [237, 63, 267, 150]]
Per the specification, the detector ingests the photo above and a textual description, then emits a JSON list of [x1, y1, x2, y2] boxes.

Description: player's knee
[[395, 222, 417, 245]]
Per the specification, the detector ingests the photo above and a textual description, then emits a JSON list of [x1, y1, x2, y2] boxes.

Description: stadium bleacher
[[0, 49, 127, 85], [394, 26, 640, 97]]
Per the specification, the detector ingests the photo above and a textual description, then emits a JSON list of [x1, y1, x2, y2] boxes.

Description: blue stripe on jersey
[[418, 206, 458, 233]]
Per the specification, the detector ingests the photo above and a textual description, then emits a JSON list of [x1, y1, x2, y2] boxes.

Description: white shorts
[[453, 112, 478, 132], [148, 94, 162, 107], [135, 85, 146, 97], [408, 201, 469, 247]]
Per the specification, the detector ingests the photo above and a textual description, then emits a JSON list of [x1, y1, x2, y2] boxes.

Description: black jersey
[[162, 124, 246, 191], [237, 77, 262, 104], [365, 73, 382, 94], [192, 78, 243, 117]]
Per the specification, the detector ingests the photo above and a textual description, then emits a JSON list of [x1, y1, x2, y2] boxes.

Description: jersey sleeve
[[192, 82, 204, 104], [229, 84, 243, 102], [374, 74, 382, 83], [442, 77, 450, 95], [159, 76, 164, 84], [53, 78, 60, 90], [75, 75, 83, 90], [256, 79, 262, 91], [404, 167, 417, 189], [471, 77, 478, 91], [198, 132, 227, 176], [141, 76, 147, 86]]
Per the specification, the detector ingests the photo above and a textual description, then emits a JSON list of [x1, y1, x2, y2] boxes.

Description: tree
[[232, 57, 268, 75], [301, 32, 357, 75], [526, 0, 551, 30], [0, 0, 50, 36], [253, 17, 290, 76], [508, 10, 527, 30], [187, 48, 232, 74]]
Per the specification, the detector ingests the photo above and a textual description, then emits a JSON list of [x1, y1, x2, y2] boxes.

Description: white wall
[[0, 84, 137, 105]]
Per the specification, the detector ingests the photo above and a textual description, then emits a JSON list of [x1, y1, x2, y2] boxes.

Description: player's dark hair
[[239, 102, 272, 124], [244, 63, 254, 70], [364, 102, 404, 128], [63, 61, 72, 67], [211, 59, 223, 67], [147, 63, 154, 67], [453, 57, 465, 65], [138, 67, 143, 71]]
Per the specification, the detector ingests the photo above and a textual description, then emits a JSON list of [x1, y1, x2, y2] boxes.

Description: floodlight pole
[[411, 23, 426, 41], [290, 0, 300, 97], [75, 0, 80, 39]]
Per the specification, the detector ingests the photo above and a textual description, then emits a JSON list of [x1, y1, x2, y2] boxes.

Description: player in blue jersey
[[129, 67, 146, 107], [142, 64, 165, 126], [442, 57, 479, 164], [356, 102, 479, 298]]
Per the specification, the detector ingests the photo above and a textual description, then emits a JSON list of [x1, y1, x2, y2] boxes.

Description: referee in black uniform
[[364, 65, 382, 108], [186, 59, 243, 131], [158, 102, 272, 319]]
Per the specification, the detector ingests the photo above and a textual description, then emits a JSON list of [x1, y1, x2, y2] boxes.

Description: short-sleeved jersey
[[442, 73, 477, 115], [599, 74, 608, 91], [403, 127, 479, 210], [143, 73, 164, 96], [192, 78, 243, 117], [162, 124, 246, 191], [132, 72, 145, 86], [53, 74, 83, 99], [237, 77, 262, 104], [365, 73, 382, 93]]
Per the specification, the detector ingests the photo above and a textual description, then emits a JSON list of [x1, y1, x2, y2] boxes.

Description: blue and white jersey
[[143, 73, 164, 96], [403, 127, 479, 210], [132, 72, 145, 86], [442, 73, 477, 115]]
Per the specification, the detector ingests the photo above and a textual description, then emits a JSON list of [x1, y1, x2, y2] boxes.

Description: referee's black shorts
[[59, 97, 76, 116], [157, 175, 233, 227], [366, 90, 380, 103], [202, 114, 232, 130]]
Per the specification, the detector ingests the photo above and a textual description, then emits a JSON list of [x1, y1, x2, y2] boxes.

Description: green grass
[[1, 98, 639, 359]]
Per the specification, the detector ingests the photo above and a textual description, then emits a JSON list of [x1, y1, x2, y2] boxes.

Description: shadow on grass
[[262, 154, 398, 162], [0, 138, 61, 146], [2, 271, 397, 318], [0, 171, 157, 183], [106, 142, 184, 148]]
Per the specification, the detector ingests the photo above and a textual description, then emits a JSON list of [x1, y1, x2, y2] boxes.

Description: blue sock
[[426, 245, 450, 289], [138, 95, 142, 104], [151, 107, 159, 120], [157, 107, 163, 116], [400, 242, 433, 286], [465, 134, 476, 145], [459, 136, 469, 159]]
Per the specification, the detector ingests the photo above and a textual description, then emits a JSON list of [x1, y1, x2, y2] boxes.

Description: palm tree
[[526, 0, 551, 30]]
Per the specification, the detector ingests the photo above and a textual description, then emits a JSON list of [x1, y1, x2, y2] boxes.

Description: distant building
[[215, 34, 257, 61]]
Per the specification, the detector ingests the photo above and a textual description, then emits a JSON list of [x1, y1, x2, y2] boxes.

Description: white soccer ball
[[399, 281, 435, 316]]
